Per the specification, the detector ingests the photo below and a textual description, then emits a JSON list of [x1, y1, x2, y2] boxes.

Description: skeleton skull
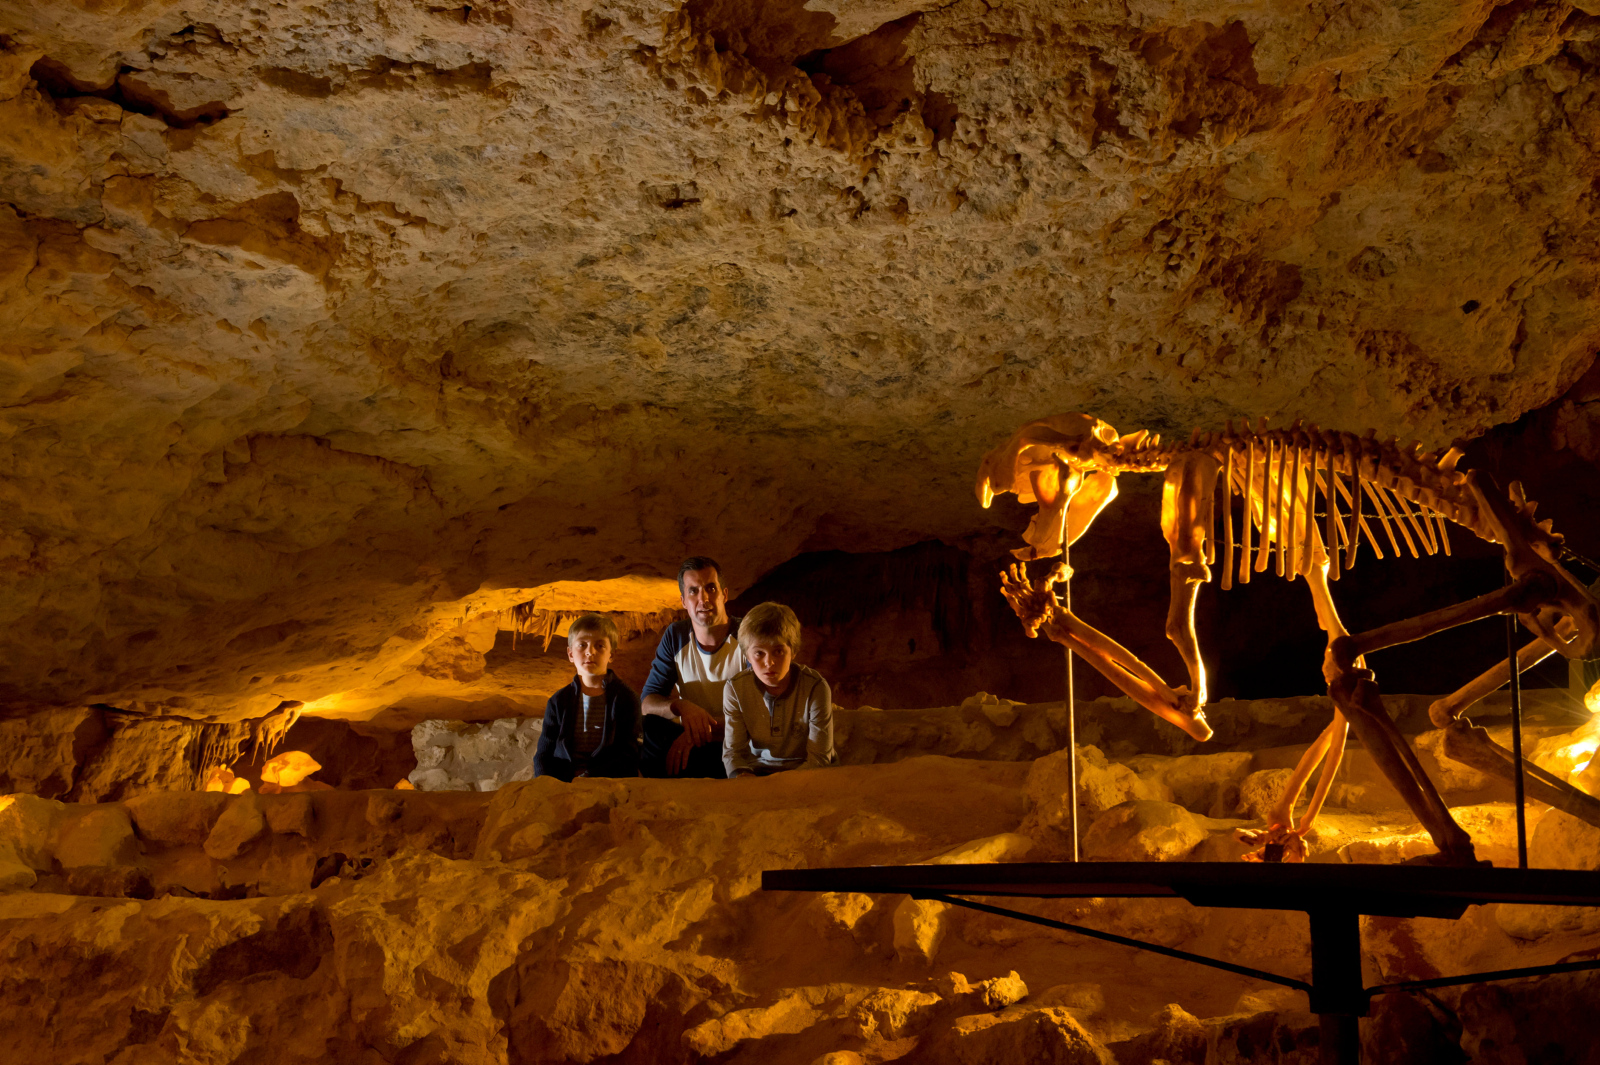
[[975, 413, 1141, 560]]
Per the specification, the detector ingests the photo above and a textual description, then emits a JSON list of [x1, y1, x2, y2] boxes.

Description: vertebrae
[[1105, 417, 1561, 590]]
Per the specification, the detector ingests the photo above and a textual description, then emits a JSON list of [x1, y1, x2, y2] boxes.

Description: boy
[[533, 613, 640, 781], [722, 602, 838, 776]]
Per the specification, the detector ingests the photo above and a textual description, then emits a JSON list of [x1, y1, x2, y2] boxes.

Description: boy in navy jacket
[[533, 613, 640, 781]]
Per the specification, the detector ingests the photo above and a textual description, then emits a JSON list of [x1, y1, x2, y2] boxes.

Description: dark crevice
[[29, 57, 233, 128]]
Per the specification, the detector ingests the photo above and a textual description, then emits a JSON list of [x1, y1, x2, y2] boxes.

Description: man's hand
[[675, 700, 718, 745], [666, 732, 698, 776]]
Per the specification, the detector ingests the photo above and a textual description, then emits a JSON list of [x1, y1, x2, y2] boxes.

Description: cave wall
[[0, 0, 1598, 722]]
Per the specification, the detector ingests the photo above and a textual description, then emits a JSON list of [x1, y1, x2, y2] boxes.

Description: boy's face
[[747, 638, 794, 692], [567, 633, 613, 680]]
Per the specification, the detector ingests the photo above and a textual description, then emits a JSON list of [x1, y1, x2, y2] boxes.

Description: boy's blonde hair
[[738, 602, 802, 653], [566, 613, 620, 650]]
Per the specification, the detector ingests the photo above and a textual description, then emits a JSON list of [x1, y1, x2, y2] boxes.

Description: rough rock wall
[[1, 0, 1598, 717]]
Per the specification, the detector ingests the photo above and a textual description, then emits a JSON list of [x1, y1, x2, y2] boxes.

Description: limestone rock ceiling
[[0, 0, 1597, 717]]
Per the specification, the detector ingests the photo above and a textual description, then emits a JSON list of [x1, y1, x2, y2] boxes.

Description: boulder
[[1125, 751, 1254, 817], [53, 804, 140, 868], [126, 791, 229, 846], [1082, 800, 1209, 862], [893, 897, 949, 963], [203, 793, 268, 860], [1023, 745, 1170, 849], [409, 717, 543, 792], [919, 1005, 1114, 1065]]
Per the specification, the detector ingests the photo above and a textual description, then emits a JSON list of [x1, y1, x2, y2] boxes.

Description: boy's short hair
[[738, 602, 802, 653], [677, 556, 723, 594], [566, 613, 620, 650]]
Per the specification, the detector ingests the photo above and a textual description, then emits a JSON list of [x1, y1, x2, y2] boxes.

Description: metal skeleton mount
[[976, 413, 1600, 865]]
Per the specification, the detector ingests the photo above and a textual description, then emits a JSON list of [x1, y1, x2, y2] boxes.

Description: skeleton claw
[[1236, 823, 1308, 863], [999, 562, 1069, 637]]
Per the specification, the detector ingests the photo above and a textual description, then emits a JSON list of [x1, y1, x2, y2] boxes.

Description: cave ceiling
[[1, 0, 1598, 718]]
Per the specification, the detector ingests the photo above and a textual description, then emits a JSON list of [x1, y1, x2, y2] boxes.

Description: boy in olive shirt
[[722, 602, 838, 776]]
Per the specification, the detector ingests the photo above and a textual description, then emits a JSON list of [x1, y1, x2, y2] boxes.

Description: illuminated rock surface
[[1, 0, 1599, 718], [5, 699, 1600, 1063], [4, 0, 1600, 1059]]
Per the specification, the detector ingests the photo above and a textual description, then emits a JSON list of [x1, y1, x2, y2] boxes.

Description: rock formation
[[4, 702, 1600, 1063], [1, 0, 1598, 719], [5, 0, 1600, 1059]]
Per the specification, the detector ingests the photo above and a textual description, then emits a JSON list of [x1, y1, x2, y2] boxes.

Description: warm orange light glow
[[395, 779, 415, 790], [228, 778, 252, 795], [261, 750, 321, 787]]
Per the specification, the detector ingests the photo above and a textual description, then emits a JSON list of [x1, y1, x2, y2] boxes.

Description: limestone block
[[893, 896, 949, 963], [204, 794, 267, 860], [1034, 983, 1104, 1021], [408, 718, 542, 792], [475, 777, 626, 861], [852, 987, 942, 1039], [0, 793, 65, 869], [919, 1005, 1113, 1065], [52, 804, 140, 868], [1238, 768, 1296, 822], [1024, 745, 1170, 843], [938, 970, 1029, 1012], [1126, 751, 1254, 817], [813, 1052, 864, 1065], [684, 986, 834, 1057], [0, 852, 34, 892], [805, 891, 876, 937], [125, 791, 229, 847], [1531, 808, 1600, 870], [961, 692, 1021, 727], [264, 793, 314, 837], [0, 707, 104, 798], [1494, 810, 1600, 939], [1107, 1003, 1207, 1065], [365, 792, 403, 827], [72, 720, 199, 802], [1082, 800, 1208, 862]]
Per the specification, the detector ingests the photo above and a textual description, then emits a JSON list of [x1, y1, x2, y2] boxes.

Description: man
[[641, 556, 745, 777]]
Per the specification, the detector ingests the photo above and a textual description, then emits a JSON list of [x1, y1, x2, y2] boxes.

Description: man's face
[[681, 567, 728, 629], [567, 634, 613, 679]]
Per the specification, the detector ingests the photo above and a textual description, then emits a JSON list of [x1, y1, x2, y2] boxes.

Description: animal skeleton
[[977, 413, 1600, 865]]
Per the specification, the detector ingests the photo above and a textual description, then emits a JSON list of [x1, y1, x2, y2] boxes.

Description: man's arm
[[640, 623, 719, 744], [640, 626, 683, 719]]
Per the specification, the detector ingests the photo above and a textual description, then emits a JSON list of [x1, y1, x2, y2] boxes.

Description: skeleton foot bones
[[980, 412, 1600, 865]]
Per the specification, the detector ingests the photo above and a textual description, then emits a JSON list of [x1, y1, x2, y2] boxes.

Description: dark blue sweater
[[533, 671, 640, 782]]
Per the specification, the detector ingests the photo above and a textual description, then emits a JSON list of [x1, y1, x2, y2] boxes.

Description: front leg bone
[[1000, 563, 1213, 742]]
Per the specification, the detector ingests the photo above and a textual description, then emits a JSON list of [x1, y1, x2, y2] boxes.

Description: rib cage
[[1109, 417, 1559, 590]]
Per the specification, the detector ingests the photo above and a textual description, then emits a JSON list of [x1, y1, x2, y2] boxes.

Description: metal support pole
[[1507, 607, 1528, 869], [1062, 536, 1079, 862], [1307, 908, 1367, 1065]]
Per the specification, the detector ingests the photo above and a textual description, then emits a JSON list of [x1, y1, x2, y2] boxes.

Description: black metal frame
[[762, 861, 1600, 1065]]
